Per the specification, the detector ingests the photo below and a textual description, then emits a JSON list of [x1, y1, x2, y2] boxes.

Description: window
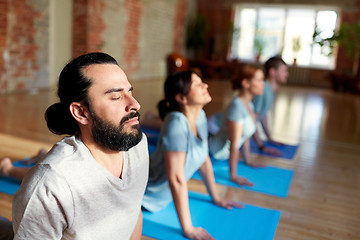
[[231, 4, 339, 69]]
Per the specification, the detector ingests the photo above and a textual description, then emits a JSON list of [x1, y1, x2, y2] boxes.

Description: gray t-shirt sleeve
[[13, 165, 73, 239]]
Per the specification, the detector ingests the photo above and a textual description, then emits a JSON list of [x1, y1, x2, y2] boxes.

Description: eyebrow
[[105, 86, 133, 94]]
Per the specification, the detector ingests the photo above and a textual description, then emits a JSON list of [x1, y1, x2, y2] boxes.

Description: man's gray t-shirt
[[12, 134, 149, 240]]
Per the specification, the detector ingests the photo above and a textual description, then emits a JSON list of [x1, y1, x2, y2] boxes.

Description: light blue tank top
[[142, 110, 208, 212], [208, 97, 256, 160]]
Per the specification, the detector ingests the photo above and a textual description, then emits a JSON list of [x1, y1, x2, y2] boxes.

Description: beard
[[89, 109, 143, 151]]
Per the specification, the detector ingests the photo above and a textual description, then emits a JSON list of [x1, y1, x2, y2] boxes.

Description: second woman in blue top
[[209, 65, 265, 186], [142, 70, 241, 240]]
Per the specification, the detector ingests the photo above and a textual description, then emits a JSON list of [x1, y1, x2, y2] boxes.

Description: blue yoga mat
[[249, 139, 299, 160], [147, 143, 293, 198], [0, 161, 34, 196], [192, 159, 293, 198], [0, 177, 21, 195], [142, 191, 281, 240]]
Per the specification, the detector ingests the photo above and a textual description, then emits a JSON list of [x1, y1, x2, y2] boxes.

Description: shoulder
[[229, 97, 246, 112], [41, 136, 80, 164], [230, 96, 242, 107], [166, 111, 187, 122], [163, 111, 188, 130], [262, 81, 274, 97], [226, 97, 248, 121]]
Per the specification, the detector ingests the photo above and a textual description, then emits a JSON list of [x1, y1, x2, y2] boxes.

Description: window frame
[[230, 3, 341, 70]]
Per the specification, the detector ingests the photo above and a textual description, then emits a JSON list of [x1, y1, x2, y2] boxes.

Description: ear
[[69, 102, 90, 125], [241, 78, 250, 89], [175, 93, 187, 105], [269, 68, 276, 77]]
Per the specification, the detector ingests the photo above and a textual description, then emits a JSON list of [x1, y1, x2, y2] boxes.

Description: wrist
[[212, 196, 221, 205], [230, 174, 238, 180], [182, 225, 194, 235]]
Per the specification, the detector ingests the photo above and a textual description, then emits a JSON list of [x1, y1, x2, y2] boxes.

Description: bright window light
[[231, 5, 338, 69]]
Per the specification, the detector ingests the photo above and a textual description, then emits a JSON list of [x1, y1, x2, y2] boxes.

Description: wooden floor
[[0, 79, 359, 240]]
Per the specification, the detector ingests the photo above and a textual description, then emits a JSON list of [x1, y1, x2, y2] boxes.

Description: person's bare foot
[[0, 157, 13, 176]]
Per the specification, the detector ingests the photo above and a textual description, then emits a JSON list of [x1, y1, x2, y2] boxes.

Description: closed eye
[[110, 94, 122, 100]]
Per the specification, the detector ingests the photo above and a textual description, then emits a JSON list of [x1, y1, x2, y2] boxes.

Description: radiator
[[287, 66, 310, 85]]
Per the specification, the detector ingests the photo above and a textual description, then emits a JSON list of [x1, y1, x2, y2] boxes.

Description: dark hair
[[157, 70, 196, 120], [231, 65, 261, 90], [264, 56, 286, 77], [45, 52, 118, 135]]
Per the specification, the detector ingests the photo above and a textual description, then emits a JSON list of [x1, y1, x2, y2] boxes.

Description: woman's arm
[[198, 155, 243, 208], [240, 138, 251, 163], [164, 151, 214, 240], [226, 119, 253, 186], [198, 155, 219, 202]]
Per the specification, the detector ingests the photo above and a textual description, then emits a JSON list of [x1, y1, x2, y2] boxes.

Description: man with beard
[[12, 52, 149, 240]]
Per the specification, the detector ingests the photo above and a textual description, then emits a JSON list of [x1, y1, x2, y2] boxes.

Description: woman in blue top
[[142, 71, 241, 240], [208, 65, 265, 186]]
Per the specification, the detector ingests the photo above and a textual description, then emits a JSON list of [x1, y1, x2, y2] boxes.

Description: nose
[[125, 94, 141, 112]]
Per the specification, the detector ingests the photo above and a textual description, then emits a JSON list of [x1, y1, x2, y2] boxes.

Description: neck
[[183, 105, 202, 135], [267, 77, 279, 91], [238, 90, 253, 104], [80, 132, 124, 178], [183, 105, 202, 122], [238, 90, 256, 122]]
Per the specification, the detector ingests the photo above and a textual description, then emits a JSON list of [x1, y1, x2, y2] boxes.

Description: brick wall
[[72, 0, 106, 57], [72, 0, 194, 81], [136, 0, 176, 79], [0, 0, 194, 93], [1, 0, 359, 94], [173, 0, 187, 54], [123, 0, 142, 74], [0, 0, 8, 91], [0, 0, 49, 93], [197, 0, 233, 60]]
